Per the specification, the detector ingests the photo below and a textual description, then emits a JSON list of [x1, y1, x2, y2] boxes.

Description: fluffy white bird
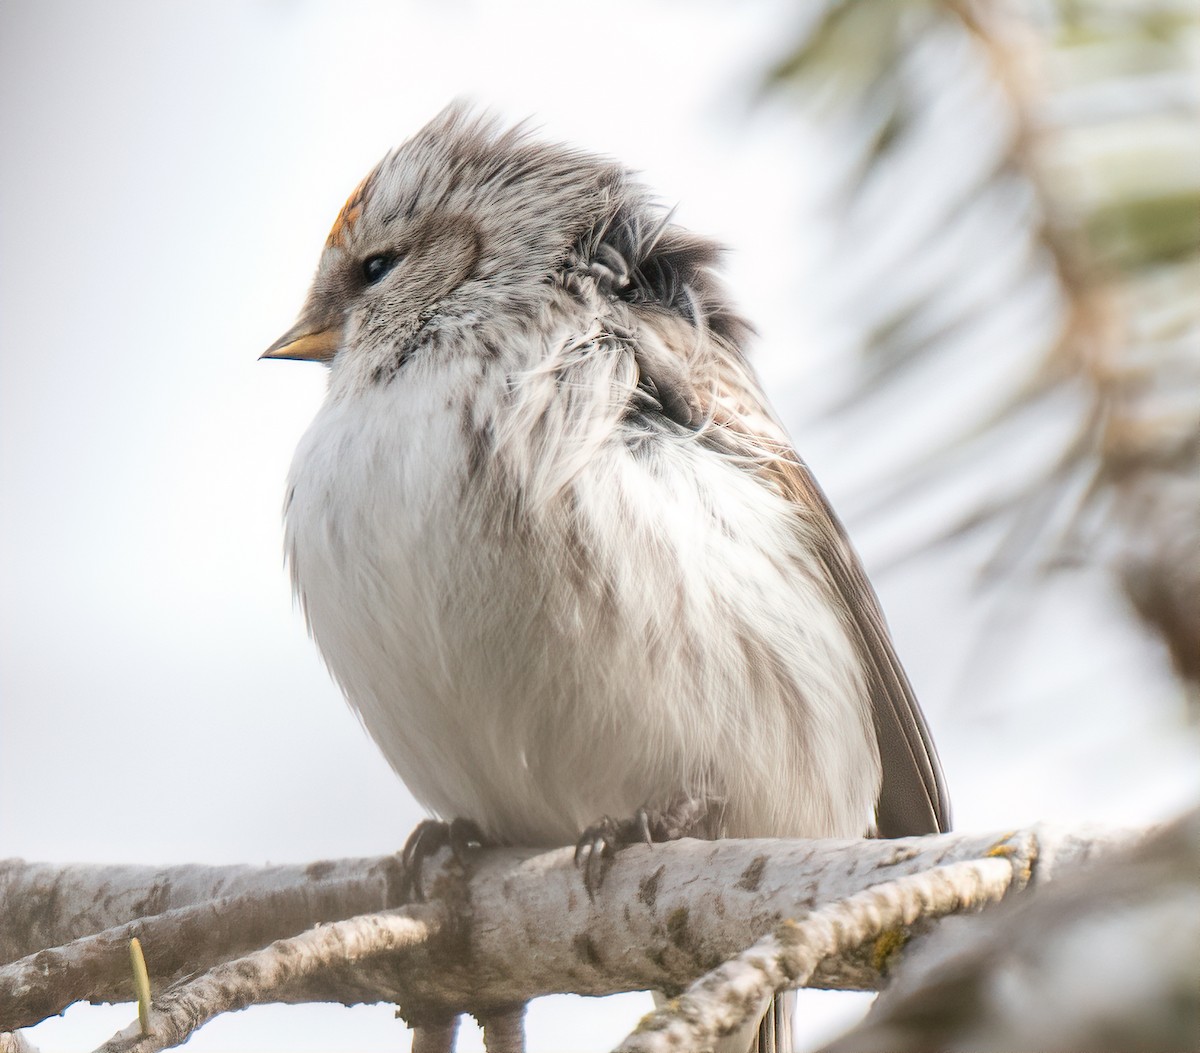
[[266, 106, 950, 1051]]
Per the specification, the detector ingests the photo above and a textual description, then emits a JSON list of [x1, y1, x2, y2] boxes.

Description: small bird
[[265, 105, 950, 1050]]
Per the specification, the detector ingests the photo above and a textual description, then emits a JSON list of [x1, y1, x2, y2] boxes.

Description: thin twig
[[92, 906, 441, 1053], [1, 874, 400, 1030], [480, 1003, 527, 1053], [412, 1018, 459, 1053], [615, 857, 1016, 1052]]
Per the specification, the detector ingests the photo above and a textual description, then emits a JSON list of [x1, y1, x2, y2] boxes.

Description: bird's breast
[[284, 356, 881, 845]]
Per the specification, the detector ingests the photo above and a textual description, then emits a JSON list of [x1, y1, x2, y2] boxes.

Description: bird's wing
[[632, 306, 952, 837], [772, 458, 952, 837]]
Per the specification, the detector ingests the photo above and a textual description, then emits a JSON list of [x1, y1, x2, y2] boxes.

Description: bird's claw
[[574, 798, 714, 897], [574, 815, 625, 896], [401, 817, 487, 902]]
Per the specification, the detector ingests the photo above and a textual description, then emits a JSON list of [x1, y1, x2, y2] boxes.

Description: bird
[[264, 104, 950, 1051]]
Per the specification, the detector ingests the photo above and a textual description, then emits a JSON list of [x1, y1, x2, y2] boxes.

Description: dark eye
[[362, 254, 400, 284]]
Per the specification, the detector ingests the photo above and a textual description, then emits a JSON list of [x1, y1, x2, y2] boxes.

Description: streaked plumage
[[268, 104, 950, 1048]]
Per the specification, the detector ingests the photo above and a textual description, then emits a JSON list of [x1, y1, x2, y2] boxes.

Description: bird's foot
[[401, 817, 487, 902], [574, 795, 714, 895]]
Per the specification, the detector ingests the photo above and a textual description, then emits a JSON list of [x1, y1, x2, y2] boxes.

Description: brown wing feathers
[[781, 462, 952, 836], [582, 205, 951, 837]]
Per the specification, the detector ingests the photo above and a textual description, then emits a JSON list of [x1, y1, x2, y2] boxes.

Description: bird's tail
[[751, 992, 794, 1053], [655, 988, 793, 1052]]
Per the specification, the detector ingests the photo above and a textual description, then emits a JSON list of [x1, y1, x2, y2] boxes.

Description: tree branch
[[615, 857, 1015, 1051], [1, 869, 405, 1029], [3, 824, 1142, 1050], [0, 856, 406, 966], [92, 906, 440, 1053]]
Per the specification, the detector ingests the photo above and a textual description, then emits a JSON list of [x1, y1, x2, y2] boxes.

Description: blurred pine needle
[[764, 0, 1200, 704]]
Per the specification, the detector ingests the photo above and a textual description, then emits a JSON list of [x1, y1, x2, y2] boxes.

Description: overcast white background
[[3, 2, 1198, 1051]]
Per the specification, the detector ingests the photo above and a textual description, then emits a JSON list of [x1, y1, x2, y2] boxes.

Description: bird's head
[[262, 105, 631, 371]]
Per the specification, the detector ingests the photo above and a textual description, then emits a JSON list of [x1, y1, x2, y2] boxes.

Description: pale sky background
[[2, 2, 1198, 1051]]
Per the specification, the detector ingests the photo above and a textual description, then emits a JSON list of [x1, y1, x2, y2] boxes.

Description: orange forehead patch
[[325, 168, 379, 248]]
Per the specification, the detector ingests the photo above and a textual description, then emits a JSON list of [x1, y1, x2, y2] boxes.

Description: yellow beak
[[261, 324, 342, 363]]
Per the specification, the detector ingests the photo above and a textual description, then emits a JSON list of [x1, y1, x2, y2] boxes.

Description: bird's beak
[[261, 322, 342, 363]]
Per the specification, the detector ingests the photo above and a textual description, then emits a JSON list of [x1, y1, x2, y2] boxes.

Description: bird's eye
[[362, 254, 400, 284]]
